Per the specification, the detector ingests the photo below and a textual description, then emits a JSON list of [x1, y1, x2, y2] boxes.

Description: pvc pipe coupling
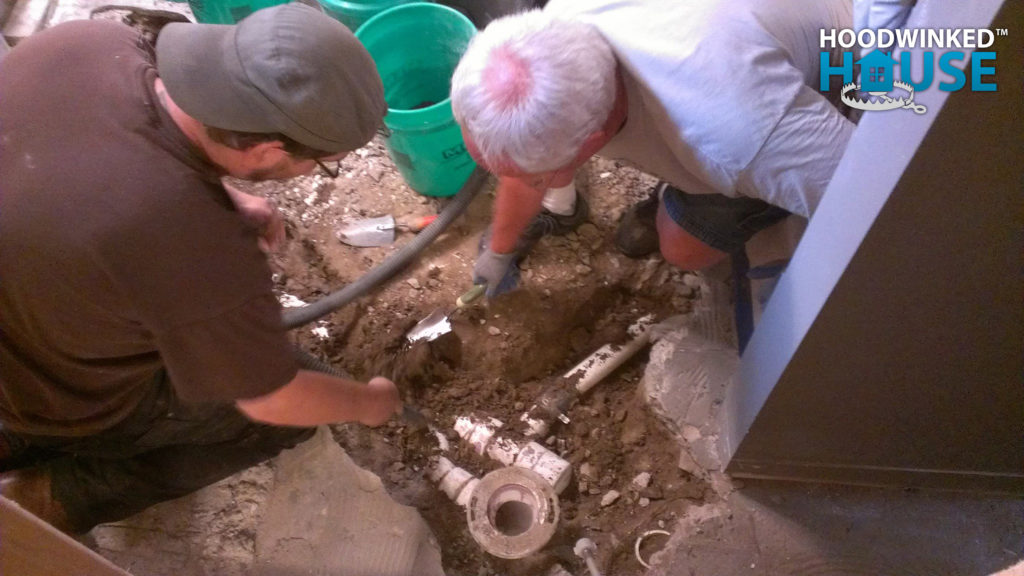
[[454, 416, 572, 494]]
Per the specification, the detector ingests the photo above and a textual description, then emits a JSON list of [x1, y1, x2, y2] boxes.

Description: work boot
[[0, 467, 74, 533], [615, 184, 662, 258], [525, 192, 590, 240]]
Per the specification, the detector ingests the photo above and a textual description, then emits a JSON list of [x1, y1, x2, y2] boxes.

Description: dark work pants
[[6, 371, 314, 532]]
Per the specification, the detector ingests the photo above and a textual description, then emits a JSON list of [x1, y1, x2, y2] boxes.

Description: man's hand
[[222, 180, 286, 253], [236, 372, 403, 428], [360, 377, 403, 427], [474, 246, 519, 297]]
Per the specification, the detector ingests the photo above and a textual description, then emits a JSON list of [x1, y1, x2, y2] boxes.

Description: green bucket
[[317, 0, 417, 32], [185, 0, 290, 23], [356, 3, 478, 197]]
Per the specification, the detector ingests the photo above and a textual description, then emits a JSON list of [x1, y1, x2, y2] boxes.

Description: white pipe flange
[[466, 467, 560, 559]]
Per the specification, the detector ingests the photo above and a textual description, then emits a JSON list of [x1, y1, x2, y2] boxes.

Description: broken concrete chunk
[[681, 424, 702, 443], [631, 472, 652, 490], [546, 564, 574, 576], [677, 449, 702, 476], [600, 490, 621, 507]]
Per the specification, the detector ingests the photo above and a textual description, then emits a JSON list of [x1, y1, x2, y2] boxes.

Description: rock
[[578, 480, 589, 493], [631, 472, 652, 490], [546, 564, 574, 576], [677, 450, 702, 476], [574, 264, 593, 275], [682, 273, 702, 288], [487, 326, 501, 336], [406, 278, 421, 289], [681, 424, 702, 443], [577, 223, 600, 239], [639, 497, 651, 508], [579, 462, 597, 479], [600, 490, 621, 507], [513, 402, 525, 411]]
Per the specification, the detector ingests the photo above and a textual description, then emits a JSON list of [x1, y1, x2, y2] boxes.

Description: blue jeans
[[661, 184, 791, 254]]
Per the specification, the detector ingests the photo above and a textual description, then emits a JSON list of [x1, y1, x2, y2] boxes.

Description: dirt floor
[[243, 138, 709, 575]]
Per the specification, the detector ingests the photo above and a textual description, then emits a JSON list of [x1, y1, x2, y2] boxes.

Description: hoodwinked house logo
[[819, 26, 1008, 114]]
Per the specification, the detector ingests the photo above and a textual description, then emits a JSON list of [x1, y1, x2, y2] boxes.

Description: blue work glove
[[474, 246, 520, 297]]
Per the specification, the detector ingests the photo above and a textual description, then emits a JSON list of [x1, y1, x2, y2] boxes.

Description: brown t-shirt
[[0, 20, 298, 436]]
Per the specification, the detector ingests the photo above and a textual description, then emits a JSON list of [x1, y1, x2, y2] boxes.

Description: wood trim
[[0, 496, 131, 576]]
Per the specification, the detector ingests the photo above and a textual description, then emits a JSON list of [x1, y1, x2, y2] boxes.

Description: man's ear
[[242, 140, 289, 166]]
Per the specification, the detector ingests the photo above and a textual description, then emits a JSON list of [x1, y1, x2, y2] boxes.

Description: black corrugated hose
[[281, 166, 489, 330]]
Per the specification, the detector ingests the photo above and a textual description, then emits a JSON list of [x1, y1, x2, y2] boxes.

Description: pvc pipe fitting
[[455, 478, 480, 507], [486, 436, 522, 467], [454, 415, 504, 455], [440, 466, 476, 501], [428, 456, 455, 483], [520, 413, 551, 439], [467, 467, 560, 559], [514, 441, 572, 495]]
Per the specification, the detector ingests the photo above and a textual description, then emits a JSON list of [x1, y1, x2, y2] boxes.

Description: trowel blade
[[406, 310, 452, 343], [337, 215, 396, 247]]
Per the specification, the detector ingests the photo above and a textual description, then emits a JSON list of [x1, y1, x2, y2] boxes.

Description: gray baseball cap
[[156, 3, 385, 154]]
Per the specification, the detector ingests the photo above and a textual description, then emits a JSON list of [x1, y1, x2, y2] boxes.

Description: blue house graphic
[[857, 50, 898, 93]]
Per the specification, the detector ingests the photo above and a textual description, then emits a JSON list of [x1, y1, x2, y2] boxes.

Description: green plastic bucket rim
[[317, 0, 409, 15], [355, 2, 477, 120]]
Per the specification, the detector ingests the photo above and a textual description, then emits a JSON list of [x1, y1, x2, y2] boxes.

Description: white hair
[[451, 9, 617, 173]]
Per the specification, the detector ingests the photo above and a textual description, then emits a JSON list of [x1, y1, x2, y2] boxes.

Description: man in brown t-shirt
[[0, 4, 401, 533]]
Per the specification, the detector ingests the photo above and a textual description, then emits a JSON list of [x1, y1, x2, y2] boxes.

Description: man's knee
[[656, 204, 729, 270]]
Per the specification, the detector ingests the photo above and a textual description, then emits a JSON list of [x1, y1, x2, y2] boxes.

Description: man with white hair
[[452, 0, 856, 296]]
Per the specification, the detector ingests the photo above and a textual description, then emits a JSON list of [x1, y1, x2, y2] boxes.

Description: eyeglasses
[[315, 159, 341, 178]]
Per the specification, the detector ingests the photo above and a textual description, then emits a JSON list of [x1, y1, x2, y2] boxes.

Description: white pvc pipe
[[564, 314, 656, 395]]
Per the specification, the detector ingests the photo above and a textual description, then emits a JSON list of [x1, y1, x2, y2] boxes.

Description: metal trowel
[[406, 284, 486, 343], [337, 214, 437, 247]]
